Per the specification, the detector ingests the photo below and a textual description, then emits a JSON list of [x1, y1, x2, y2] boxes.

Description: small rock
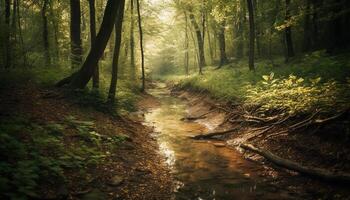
[[108, 175, 124, 186]]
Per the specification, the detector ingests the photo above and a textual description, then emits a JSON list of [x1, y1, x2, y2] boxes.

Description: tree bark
[[70, 0, 82, 68], [57, 0, 123, 89], [218, 20, 228, 68], [136, 0, 145, 92], [130, 0, 136, 80], [107, 0, 126, 103], [246, 0, 255, 71], [42, 0, 51, 66], [88, 0, 99, 89], [285, 0, 295, 62], [303, 0, 312, 52], [16, 0, 27, 68], [184, 11, 189, 75], [5, 0, 11, 68], [189, 11, 205, 74]]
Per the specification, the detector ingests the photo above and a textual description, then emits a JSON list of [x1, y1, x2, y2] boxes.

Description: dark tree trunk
[[49, 2, 59, 62], [246, 0, 255, 71], [42, 0, 50, 66], [70, 0, 82, 68], [57, 0, 123, 89], [16, 0, 26, 67], [5, 0, 11, 68], [136, 0, 145, 92], [130, 0, 136, 79], [189, 11, 205, 74], [88, 0, 99, 89], [107, 0, 126, 103], [218, 21, 228, 67], [303, 0, 312, 52], [285, 0, 295, 62]]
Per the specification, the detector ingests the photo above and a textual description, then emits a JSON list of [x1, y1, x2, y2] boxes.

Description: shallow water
[[143, 83, 296, 200]]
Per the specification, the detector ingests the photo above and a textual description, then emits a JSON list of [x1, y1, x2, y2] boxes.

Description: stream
[[143, 83, 297, 200]]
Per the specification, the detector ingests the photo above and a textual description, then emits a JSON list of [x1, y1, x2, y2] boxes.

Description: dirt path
[[0, 83, 173, 200]]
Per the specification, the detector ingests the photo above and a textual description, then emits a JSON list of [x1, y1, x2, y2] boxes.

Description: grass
[[165, 51, 350, 115]]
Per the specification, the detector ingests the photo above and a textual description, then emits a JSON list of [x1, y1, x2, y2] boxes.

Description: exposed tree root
[[191, 128, 239, 140], [240, 143, 350, 183]]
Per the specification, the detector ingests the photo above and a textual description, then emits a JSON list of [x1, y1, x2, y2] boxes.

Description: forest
[[0, 0, 350, 199]]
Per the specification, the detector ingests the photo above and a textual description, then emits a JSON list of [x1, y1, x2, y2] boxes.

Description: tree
[[284, 0, 295, 62], [57, 0, 123, 89], [4, 0, 11, 68], [189, 10, 206, 74], [217, 20, 228, 67], [88, 0, 99, 89], [246, 0, 255, 71], [42, 0, 50, 66], [130, 0, 136, 79], [136, 0, 145, 92], [70, 0, 82, 68], [108, 0, 126, 103]]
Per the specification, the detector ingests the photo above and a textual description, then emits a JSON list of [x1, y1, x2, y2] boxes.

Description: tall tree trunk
[[206, 13, 213, 65], [246, 0, 255, 71], [253, 0, 261, 58], [49, 2, 59, 62], [184, 11, 189, 75], [236, 1, 244, 59], [70, 0, 82, 68], [42, 0, 50, 66], [218, 21, 228, 67], [136, 0, 145, 92], [130, 0, 136, 80], [285, 0, 295, 62], [5, 0, 11, 68], [303, 0, 312, 52], [189, 11, 205, 74], [56, 0, 123, 89], [88, 0, 99, 89], [16, 0, 26, 68], [108, 0, 126, 103]]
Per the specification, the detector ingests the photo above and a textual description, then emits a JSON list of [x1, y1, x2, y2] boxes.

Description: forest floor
[[172, 88, 350, 199], [0, 81, 173, 199]]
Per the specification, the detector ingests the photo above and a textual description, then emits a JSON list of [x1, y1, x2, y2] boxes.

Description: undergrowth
[[173, 51, 350, 115], [0, 115, 126, 199]]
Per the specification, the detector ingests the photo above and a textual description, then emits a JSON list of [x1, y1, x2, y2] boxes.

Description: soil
[[173, 89, 350, 200], [0, 81, 173, 200]]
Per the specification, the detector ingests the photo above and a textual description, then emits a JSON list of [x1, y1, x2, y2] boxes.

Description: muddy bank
[[172, 88, 350, 199], [0, 83, 173, 200]]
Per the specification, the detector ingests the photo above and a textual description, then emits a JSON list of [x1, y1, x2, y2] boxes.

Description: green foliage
[[175, 54, 350, 115], [245, 74, 350, 115], [0, 115, 125, 199]]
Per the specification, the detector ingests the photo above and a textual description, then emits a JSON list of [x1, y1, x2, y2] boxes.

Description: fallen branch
[[191, 128, 239, 140], [240, 143, 350, 182]]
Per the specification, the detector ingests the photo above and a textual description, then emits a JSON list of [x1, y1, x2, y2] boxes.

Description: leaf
[[262, 75, 269, 81]]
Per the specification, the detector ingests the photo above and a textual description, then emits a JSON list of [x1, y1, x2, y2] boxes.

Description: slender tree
[[189, 10, 205, 74], [218, 20, 228, 67], [70, 0, 82, 68], [246, 0, 255, 71], [130, 0, 136, 79], [88, 0, 99, 89], [285, 0, 295, 62], [136, 0, 145, 92], [42, 0, 50, 66], [184, 11, 189, 75], [5, 0, 11, 68], [108, 0, 126, 103]]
